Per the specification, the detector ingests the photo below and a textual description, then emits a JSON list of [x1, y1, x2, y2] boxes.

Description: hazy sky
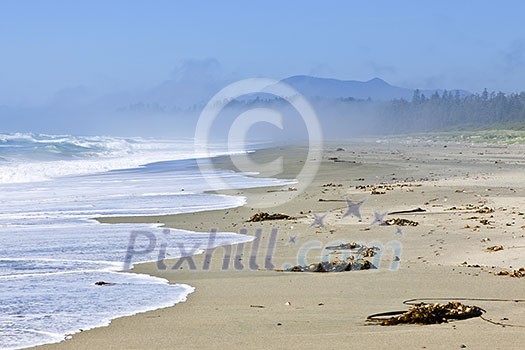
[[1, 0, 524, 105]]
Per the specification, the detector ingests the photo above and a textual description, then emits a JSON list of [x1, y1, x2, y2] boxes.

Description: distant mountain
[[281, 75, 470, 101], [101, 75, 472, 113]]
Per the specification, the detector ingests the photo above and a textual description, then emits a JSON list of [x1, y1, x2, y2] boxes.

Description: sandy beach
[[34, 139, 525, 349]]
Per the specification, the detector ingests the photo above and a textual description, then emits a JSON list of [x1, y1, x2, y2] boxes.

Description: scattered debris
[[247, 212, 295, 222], [479, 219, 492, 226], [94, 281, 115, 286], [325, 243, 380, 257], [384, 218, 419, 226], [267, 187, 297, 193], [250, 304, 265, 308], [322, 183, 343, 187], [371, 189, 386, 195], [462, 263, 481, 268], [497, 268, 525, 278], [360, 247, 379, 257], [367, 302, 483, 325], [333, 159, 357, 163], [477, 206, 495, 213], [388, 208, 426, 215], [326, 242, 360, 250], [286, 259, 374, 273], [446, 204, 494, 213], [486, 245, 504, 252], [355, 182, 421, 194]]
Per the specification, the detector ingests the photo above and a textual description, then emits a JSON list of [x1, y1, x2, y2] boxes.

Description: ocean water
[[0, 133, 292, 349]]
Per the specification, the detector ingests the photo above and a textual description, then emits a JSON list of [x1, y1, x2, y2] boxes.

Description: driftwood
[[388, 208, 426, 215]]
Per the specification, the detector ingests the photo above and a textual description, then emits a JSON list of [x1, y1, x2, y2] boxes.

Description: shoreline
[[34, 141, 525, 349]]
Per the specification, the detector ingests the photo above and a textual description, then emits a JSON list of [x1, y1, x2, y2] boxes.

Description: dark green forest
[[227, 88, 525, 136], [375, 89, 525, 132]]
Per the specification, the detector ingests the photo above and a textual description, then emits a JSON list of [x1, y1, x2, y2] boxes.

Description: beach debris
[[446, 204, 494, 213], [384, 218, 419, 226], [94, 281, 116, 286], [288, 265, 303, 272], [461, 262, 482, 268], [333, 159, 357, 163], [322, 183, 343, 187], [335, 147, 345, 151], [479, 219, 492, 226], [497, 268, 525, 277], [355, 182, 421, 194], [367, 301, 483, 326], [360, 247, 378, 257], [247, 212, 296, 222], [388, 207, 426, 215], [326, 242, 360, 250], [285, 301, 291, 306], [485, 245, 504, 252], [286, 259, 374, 273], [371, 189, 386, 195], [267, 187, 297, 193], [250, 304, 265, 308], [325, 243, 380, 257]]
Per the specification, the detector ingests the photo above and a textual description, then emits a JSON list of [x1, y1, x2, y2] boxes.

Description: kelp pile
[[247, 212, 295, 222], [287, 258, 374, 273], [284, 242, 379, 272], [367, 301, 483, 325]]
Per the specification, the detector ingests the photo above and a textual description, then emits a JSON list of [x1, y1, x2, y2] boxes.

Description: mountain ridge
[[281, 75, 470, 101]]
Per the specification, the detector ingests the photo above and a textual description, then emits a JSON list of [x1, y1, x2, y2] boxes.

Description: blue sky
[[1, 0, 525, 105]]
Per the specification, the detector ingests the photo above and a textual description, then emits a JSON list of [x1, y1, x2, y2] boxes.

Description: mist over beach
[[1, 1, 525, 349]]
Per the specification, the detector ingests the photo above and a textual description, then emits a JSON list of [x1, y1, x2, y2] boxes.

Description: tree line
[[376, 89, 525, 132]]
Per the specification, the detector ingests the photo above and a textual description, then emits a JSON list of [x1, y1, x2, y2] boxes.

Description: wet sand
[[34, 140, 525, 349]]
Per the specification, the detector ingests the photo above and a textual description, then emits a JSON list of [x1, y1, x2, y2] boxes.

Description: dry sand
[[34, 140, 525, 349]]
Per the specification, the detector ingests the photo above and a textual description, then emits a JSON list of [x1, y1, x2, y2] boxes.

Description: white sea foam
[[0, 133, 244, 184], [0, 134, 293, 349]]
